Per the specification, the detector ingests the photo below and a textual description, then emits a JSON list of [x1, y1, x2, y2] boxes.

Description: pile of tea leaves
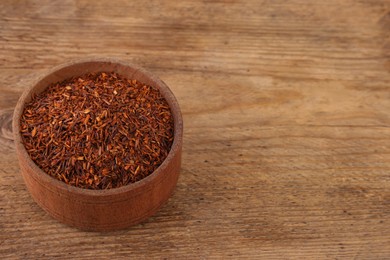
[[20, 72, 174, 189]]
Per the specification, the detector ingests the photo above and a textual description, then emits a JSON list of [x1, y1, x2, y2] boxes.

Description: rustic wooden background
[[1, 0, 389, 259]]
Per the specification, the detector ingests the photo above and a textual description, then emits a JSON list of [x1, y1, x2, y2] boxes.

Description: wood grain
[[1, 0, 389, 259]]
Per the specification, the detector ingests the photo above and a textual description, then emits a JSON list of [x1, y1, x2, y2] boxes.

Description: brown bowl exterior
[[12, 58, 183, 231]]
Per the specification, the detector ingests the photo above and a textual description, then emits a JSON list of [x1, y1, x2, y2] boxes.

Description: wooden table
[[1, 1, 389, 259]]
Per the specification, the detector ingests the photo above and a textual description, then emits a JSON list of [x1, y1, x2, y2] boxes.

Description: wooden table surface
[[1, 1, 390, 259]]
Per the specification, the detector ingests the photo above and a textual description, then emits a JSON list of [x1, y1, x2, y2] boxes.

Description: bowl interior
[[13, 58, 183, 196]]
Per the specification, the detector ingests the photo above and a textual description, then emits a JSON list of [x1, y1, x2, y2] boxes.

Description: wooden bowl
[[12, 58, 183, 231]]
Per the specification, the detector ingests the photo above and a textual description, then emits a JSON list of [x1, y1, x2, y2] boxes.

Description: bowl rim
[[12, 57, 183, 197]]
